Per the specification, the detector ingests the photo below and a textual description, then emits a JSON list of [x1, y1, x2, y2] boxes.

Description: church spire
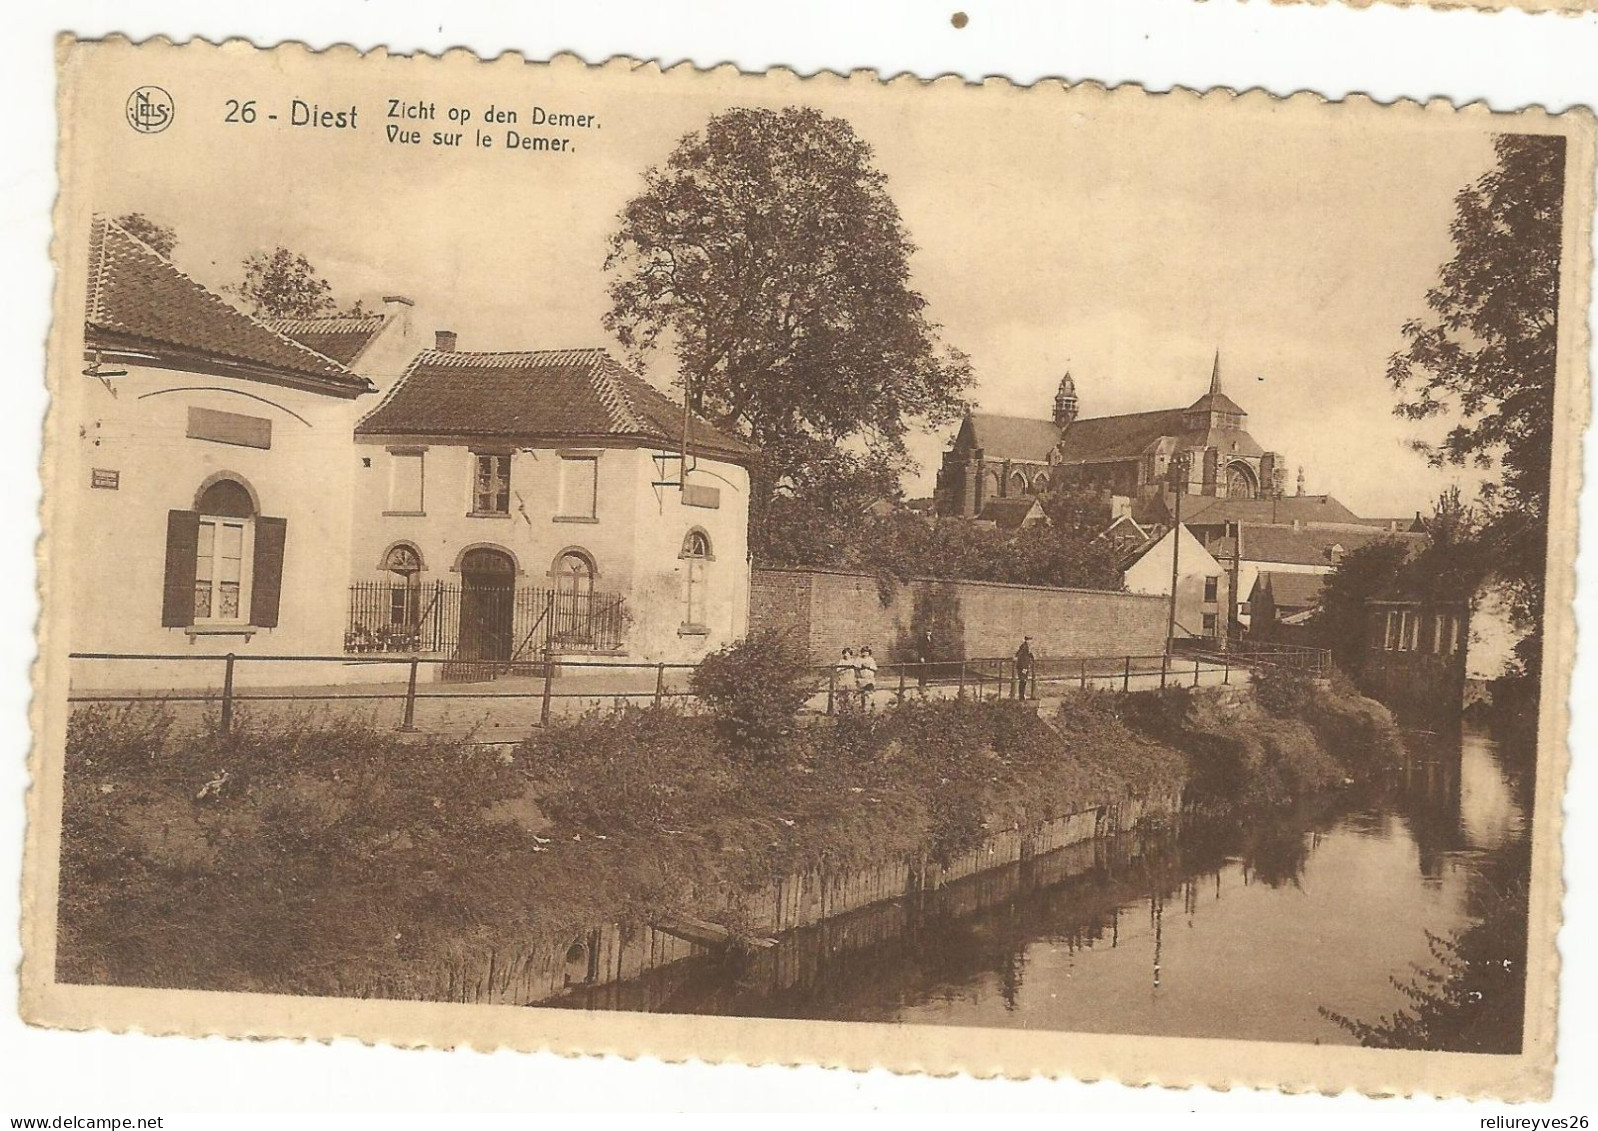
[[1209, 349, 1222, 397]]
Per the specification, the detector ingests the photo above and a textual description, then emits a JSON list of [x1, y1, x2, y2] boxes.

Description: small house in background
[[349, 339, 759, 668], [1360, 597, 1469, 715], [978, 496, 1048, 533], [71, 217, 405, 689], [1250, 571, 1325, 640], [1121, 524, 1230, 642]]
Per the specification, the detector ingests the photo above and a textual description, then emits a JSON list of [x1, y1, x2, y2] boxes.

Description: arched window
[[983, 468, 1001, 500], [382, 543, 424, 630], [1225, 461, 1259, 500], [193, 478, 256, 623], [681, 530, 712, 630], [552, 550, 596, 641], [1009, 471, 1029, 496]]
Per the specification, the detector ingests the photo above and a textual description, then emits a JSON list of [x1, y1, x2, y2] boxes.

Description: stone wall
[[750, 566, 1168, 662]]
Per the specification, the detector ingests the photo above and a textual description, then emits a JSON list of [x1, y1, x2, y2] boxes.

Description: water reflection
[[554, 724, 1532, 1048]]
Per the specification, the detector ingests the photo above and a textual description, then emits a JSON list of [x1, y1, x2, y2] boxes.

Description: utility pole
[[1165, 451, 1190, 657]]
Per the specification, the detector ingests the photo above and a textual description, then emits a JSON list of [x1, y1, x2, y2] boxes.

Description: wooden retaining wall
[[415, 786, 1183, 1008]]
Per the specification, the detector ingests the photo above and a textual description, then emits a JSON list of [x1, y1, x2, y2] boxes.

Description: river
[[552, 723, 1532, 1047]]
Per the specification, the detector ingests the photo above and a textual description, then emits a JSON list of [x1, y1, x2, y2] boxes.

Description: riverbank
[[56, 673, 1403, 1001]]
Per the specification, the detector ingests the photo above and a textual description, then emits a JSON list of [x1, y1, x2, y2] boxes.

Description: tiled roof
[[979, 497, 1044, 531], [1259, 571, 1325, 611], [264, 314, 387, 367], [965, 413, 1062, 462], [1185, 391, 1248, 416], [1182, 494, 1363, 527], [355, 348, 760, 463], [1239, 523, 1425, 567], [84, 217, 368, 393], [1055, 409, 1186, 466]]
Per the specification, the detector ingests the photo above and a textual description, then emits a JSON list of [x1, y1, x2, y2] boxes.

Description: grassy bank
[[56, 673, 1401, 1000]]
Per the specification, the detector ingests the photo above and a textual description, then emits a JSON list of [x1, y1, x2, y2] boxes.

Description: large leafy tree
[[231, 247, 338, 318], [605, 106, 973, 531], [1387, 133, 1565, 678]]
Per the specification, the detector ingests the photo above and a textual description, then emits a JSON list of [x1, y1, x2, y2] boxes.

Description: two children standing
[[836, 646, 878, 710]]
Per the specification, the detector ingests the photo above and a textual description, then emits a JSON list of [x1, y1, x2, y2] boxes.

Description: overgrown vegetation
[[1118, 669, 1404, 810], [57, 671, 1401, 1002], [688, 630, 821, 751]]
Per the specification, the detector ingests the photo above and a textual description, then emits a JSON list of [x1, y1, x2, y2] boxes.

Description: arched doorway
[[551, 550, 596, 643], [458, 546, 515, 662]]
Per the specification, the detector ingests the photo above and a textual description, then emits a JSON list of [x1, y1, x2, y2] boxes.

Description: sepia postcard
[[23, 38, 1594, 1100]]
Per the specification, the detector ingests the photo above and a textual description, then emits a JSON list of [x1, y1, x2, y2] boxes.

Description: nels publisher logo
[[125, 86, 174, 134]]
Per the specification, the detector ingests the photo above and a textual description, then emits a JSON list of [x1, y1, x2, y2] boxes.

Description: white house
[[1122, 524, 1229, 641], [347, 338, 758, 668], [67, 217, 410, 689]]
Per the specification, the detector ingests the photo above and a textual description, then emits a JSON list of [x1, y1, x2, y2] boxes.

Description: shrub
[[688, 630, 821, 753]]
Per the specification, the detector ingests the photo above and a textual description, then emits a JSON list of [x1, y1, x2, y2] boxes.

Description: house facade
[[349, 341, 758, 667], [1121, 524, 1231, 642], [68, 218, 410, 689]]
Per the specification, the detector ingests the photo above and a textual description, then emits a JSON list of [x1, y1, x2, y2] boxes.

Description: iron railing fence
[[345, 581, 626, 661], [1173, 637, 1332, 677], [65, 646, 1294, 736]]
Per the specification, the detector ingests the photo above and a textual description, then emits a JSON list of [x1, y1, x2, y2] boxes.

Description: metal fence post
[[1160, 652, 1169, 689], [1123, 656, 1131, 693], [1223, 657, 1230, 685], [958, 660, 967, 699], [539, 647, 554, 726], [1193, 657, 1201, 687], [827, 665, 836, 716], [400, 656, 420, 731], [654, 662, 666, 707], [220, 653, 236, 736]]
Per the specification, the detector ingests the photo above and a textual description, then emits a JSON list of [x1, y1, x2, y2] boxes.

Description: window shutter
[[162, 510, 201, 627], [251, 516, 288, 628]]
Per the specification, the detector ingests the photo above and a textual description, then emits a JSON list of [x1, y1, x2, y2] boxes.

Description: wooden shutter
[[162, 510, 201, 627], [251, 516, 288, 628]]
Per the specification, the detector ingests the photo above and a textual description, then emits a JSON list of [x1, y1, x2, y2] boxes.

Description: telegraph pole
[[1165, 451, 1190, 657]]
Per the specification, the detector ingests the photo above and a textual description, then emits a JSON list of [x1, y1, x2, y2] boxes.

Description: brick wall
[[750, 566, 1168, 663]]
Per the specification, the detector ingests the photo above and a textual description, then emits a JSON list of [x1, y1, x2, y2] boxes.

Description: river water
[[555, 724, 1532, 1046]]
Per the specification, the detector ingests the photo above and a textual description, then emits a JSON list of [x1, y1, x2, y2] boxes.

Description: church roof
[[964, 413, 1062, 462], [1055, 408, 1185, 466], [1185, 390, 1248, 416]]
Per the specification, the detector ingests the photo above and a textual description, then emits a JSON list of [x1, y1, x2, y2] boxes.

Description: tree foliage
[[1387, 133, 1565, 677], [759, 503, 1124, 593], [115, 212, 177, 258], [604, 106, 973, 526], [231, 247, 339, 318]]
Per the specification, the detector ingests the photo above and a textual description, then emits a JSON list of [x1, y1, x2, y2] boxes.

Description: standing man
[[917, 627, 935, 687], [1015, 636, 1036, 700]]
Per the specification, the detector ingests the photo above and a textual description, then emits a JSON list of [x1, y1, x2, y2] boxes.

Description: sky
[[64, 46, 1540, 518]]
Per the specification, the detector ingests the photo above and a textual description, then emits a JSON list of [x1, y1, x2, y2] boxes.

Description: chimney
[[382, 294, 414, 309], [434, 329, 458, 352]]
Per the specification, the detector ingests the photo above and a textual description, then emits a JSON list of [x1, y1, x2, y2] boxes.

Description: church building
[[934, 355, 1289, 522]]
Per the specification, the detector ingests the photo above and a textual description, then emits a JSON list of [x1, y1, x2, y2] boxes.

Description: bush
[[688, 630, 821, 753]]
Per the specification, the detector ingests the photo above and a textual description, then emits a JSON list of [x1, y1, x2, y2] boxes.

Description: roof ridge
[[92, 217, 364, 384]]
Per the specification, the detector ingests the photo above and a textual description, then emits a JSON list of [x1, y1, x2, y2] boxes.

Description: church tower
[[1053, 371, 1079, 427]]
